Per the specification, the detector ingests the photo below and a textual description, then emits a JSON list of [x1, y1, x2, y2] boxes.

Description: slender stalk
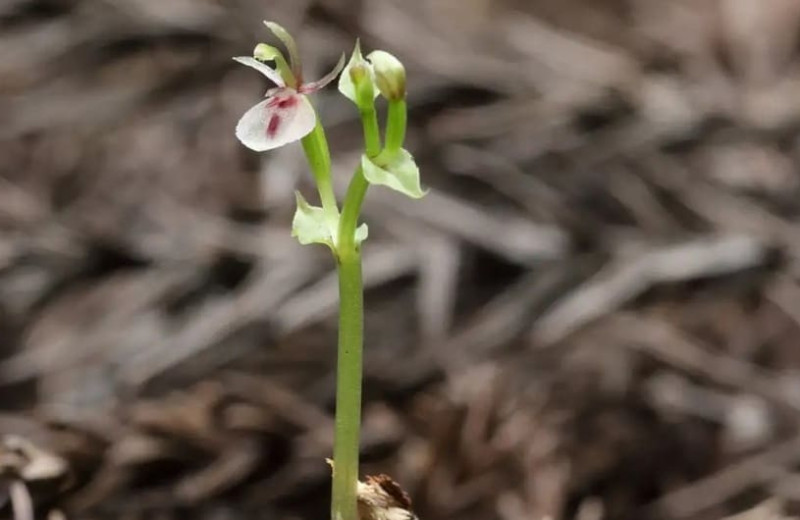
[[331, 245, 363, 520], [359, 103, 382, 158], [330, 89, 383, 520], [384, 99, 406, 155], [301, 116, 339, 226], [296, 108, 364, 520], [331, 167, 369, 520], [338, 168, 369, 253]]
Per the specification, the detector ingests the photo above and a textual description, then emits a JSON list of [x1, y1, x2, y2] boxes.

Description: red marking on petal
[[278, 96, 297, 109], [267, 94, 298, 109], [266, 114, 281, 138]]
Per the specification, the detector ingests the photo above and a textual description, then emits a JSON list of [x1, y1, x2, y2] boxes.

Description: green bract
[[291, 192, 336, 249], [292, 192, 368, 249], [361, 149, 425, 199]]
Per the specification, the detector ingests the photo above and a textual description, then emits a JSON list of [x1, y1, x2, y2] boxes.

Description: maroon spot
[[266, 114, 281, 138], [278, 96, 297, 108], [267, 95, 298, 109]]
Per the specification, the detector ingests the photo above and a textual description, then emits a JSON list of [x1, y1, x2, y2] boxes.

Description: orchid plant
[[234, 22, 423, 520]]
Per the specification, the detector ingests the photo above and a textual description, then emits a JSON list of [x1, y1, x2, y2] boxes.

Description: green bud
[[348, 62, 369, 85], [338, 40, 379, 106], [367, 50, 405, 100], [349, 63, 375, 109]]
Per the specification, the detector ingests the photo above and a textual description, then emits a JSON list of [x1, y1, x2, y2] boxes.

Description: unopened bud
[[349, 62, 370, 86], [349, 62, 375, 109], [338, 40, 379, 106], [367, 51, 406, 100]]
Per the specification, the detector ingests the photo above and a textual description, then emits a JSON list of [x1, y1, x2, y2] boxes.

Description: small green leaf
[[291, 192, 335, 248], [361, 149, 426, 199]]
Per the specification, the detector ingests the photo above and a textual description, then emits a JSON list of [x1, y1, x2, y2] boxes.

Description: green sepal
[[263, 21, 302, 80], [361, 149, 426, 199]]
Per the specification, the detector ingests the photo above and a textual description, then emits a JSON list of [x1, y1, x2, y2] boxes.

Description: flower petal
[[300, 53, 346, 94], [235, 92, 316, 151], [233, 56, 285, 87]]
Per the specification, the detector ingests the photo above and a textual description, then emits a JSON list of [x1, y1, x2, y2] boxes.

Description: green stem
[[338, 167, 369, 252], [330, 90, 383, 520], [359, 102, 382, 159], [301, 116, 339, 226], [331, 165, 368, 520], [384, 99, 407, 155], [331, 246, 363, 520]]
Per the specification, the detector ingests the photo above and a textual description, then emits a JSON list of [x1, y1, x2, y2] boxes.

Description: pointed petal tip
[[301, 53, 346, 94]]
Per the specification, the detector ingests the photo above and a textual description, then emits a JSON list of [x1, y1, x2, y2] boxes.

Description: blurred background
[[4, 0, 800, 519]]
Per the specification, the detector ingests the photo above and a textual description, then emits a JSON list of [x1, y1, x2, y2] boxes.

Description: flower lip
[[235, 90, 316, 151]]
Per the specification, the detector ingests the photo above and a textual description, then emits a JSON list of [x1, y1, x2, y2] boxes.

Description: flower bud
[[338, 40, 379, 106], [349, 62, 375, 109], [367, 50, 405, 100], [348, 61, 370, 86]]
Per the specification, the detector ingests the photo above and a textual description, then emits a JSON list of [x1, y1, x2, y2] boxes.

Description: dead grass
[[4, 0, 800, 519]]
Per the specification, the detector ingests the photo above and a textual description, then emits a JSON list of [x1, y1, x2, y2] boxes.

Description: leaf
[[291, 192, 335, 248], [361, 149, 426, 199]]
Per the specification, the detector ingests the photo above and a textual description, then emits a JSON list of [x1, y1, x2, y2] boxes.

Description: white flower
[[234, 47, 343, 151]]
